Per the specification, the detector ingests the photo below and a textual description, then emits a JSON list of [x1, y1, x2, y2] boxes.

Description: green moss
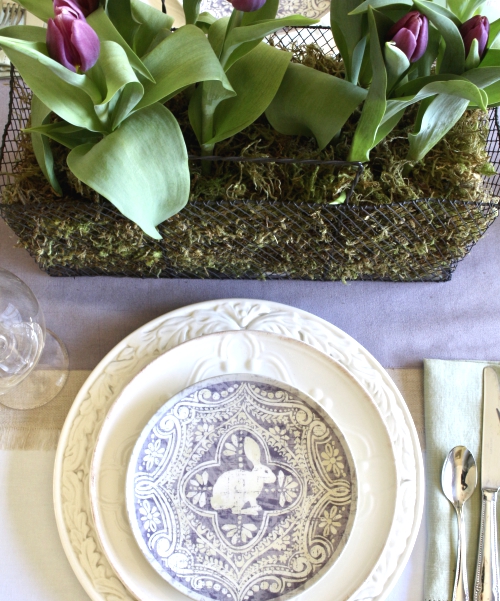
[[1, 44, 498, 281]]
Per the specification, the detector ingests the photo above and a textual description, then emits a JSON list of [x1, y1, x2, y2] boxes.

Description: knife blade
[[474, 367, 500, 601]]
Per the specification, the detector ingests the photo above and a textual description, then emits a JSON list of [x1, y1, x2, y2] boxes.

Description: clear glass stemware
[[0, 267, 68, 409]]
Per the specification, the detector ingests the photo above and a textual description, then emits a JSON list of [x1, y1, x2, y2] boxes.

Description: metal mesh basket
[[1, 26, 499, 281]]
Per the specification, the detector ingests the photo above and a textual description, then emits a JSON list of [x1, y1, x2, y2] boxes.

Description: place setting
[[51, 298, 423, 601], [4, 274, 500, 601]]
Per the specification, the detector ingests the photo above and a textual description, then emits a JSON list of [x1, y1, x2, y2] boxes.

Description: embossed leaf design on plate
[[55, 299, 423, 601]]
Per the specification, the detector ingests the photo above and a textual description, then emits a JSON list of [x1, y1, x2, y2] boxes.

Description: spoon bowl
[[442, 446, 477, 507], [442, 446, 478, 601]]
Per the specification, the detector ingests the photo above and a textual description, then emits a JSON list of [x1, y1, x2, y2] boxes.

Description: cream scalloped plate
[[90, 333, 376, 601], [53, 299, 424, 601]]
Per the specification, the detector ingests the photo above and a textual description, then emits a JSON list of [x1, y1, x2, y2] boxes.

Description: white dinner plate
[[90, 331, 389, 601], [53, 299, 424, 601], [123, 370, 358, 601]]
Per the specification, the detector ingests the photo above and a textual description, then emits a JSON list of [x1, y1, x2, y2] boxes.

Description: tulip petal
[[71, 19, 100, 72], [460, 16, 490, 58], [54, 0, 86, 19], [412, 14, 428, 62], [405, 13, 422, 38], [53, 0, 98, 17], [387, 11, 418, 39], [229, 0, 266, 11], [391, 28, 417, 61], [47, 18, 76, 72]]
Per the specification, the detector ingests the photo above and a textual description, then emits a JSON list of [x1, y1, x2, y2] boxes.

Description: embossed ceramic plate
[[89, 329, 399, 601], [126, 373, 357, 601], [54, 299, 424, 601]]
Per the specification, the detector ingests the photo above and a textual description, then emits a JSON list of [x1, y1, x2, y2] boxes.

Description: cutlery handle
[[474, 489, 500, 601], [454, 504, 470, 601]]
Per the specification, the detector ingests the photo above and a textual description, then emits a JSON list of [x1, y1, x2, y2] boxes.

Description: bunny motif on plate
[[127, 374, 357, 601], [211, 437, 276, 515]]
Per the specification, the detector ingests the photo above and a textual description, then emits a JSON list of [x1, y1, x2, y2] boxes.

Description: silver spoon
[[442, 446, 478, 601]]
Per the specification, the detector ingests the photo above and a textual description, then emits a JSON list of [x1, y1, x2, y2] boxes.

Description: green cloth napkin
[[424, 359, 500, 601]]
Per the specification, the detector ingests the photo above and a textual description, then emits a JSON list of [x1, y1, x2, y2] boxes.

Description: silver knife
[[474, 367, 500, 601]]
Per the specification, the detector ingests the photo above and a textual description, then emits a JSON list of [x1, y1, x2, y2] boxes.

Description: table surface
[[0, 35, 498, 598]]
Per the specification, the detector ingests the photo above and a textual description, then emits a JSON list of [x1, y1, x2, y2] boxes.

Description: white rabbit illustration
[[211, 437, 276, 515]]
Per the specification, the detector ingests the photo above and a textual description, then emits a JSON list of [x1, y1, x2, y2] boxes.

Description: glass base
[[0, 329, 69, 410]]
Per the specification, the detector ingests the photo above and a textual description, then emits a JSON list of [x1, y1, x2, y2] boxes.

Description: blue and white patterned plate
[[126, 373, 357, 601], [198, 0, 330, 19]]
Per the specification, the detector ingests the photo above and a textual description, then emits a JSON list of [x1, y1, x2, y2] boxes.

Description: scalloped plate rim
[[53, 298, 424, 601]]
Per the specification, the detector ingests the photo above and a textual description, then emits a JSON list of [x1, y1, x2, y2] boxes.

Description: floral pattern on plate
[[127, 374, 356, 601], [200, 0, 330, 19]]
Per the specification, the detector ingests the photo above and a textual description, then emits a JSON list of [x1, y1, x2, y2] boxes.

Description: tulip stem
[[403, 161, 416, 177], [200, 83, 216, 174], [220, 9, 243, 68], [227, 9, 244, 34]]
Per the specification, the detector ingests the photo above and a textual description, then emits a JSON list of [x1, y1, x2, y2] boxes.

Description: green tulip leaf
[[266, 61, 367, 150], [242, 0, 279, 24], [330, 0, 367, 84], [26, 121, 103, 149], [446, 0, 466, 20], [88, 41, 144, 130], [489, 19, 500, 49], [205, 42, 291, 145], [394, 73, 463, 96], [131, 0, 174, 56], [351, 35, 368, 86], [220, 15, 319, 70], [415, 21, 440, 78], [464, 67, 500, 92], [407, 94, 470, 160], [137, 25, 234, 110], [385, 41, 410, 90], [413, 3, 461, 26], [379, 77, 488, 149], [464, 66, 500, 106], [183, 0, 202, 25], [394, 69, 498, 103], [372, 105, 406, 146], [453, 0, 490, 22], [29, 95, 61, 194], [17, 0, 53, 22], [350, 0, 460, 24], [196, 12, 217, 33], [413, 0, 465, 75], [106, 0, 140, 47], [349, 7, 387, 162], [395, 79, 486, 111], [0, 35, 105, 132], [478, 82, 500, 106], [349, 0, 412, 15], [87, 8, 154, 82], [208, 17, 229, 57], [479, 48, 500, 68], [67, 103, 190, 240], [0, 25, 46, 43], [465, 38, 481, 71]]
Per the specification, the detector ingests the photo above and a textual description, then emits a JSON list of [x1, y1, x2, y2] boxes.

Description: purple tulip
[[53, 0, 100, 18], [387, 11, 429, 63], [47, 8, 100, 72], [460, 15, 490, 59], [227, 0, 266, 12]]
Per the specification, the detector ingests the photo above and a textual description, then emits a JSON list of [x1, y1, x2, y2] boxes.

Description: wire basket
[[1, 26, 499, 282]]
